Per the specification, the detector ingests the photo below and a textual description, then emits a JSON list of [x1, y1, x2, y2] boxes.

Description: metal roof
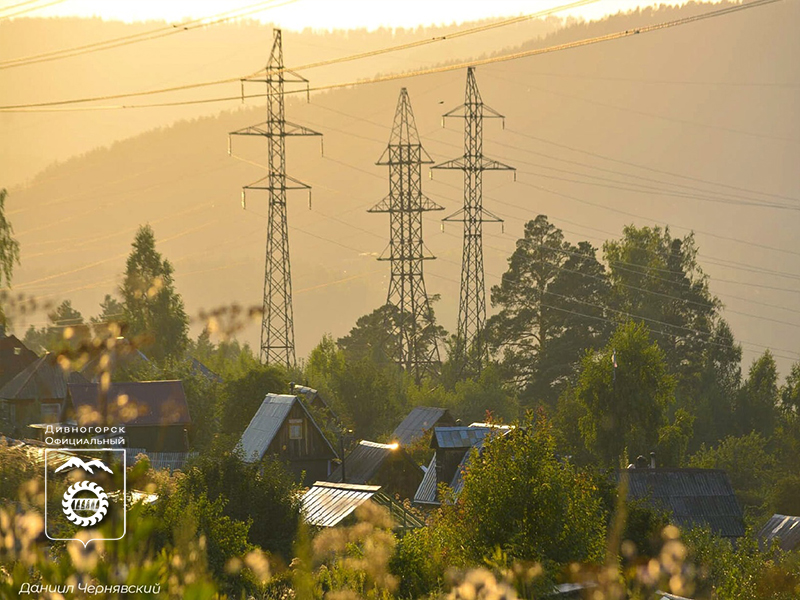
[[620, 468, 745, 538], [328, 440, 399, 484], [414, 454, 438, 505], [391, 407, 453, 446], [238, 394, 337, 464], [0, 354, 86, 401], [758, 514, 800, 552], [68, 380, 190, 427], [302, 481, 382, 527], [302, 481, 424, 529], [432, 426, 493, 449], [127, 448, 198, 472]]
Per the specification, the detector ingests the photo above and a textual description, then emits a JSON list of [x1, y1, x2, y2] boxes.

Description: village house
[[238, 393, 338, 484], [0, 353, 88, 436], [327, 440, 424, 500], [66, 380, 191, 453], [618, 464, 745, 539]]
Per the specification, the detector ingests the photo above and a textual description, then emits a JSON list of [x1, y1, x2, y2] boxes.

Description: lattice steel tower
[[369, 88, 443, 381], [433, 68, 514, 371], [229, 29, 321, 367]]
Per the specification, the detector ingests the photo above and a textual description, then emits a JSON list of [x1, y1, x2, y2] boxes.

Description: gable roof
[[301, 481, 424, 529], [328, 440, 421, 485], [0, 354, 87, 401], [0, 335, 38, 388], [238, 393, 337, 463], [414, 454, 438, 505], [67, 380, 190, 427], [392, 406, 454, 445], [620, 468, 744, 538], [758, 514, 800, 552]]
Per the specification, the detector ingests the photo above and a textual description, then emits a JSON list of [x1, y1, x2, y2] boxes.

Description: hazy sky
[[7, 0, 706, 31]]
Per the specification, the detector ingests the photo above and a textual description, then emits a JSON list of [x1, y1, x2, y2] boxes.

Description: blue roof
[[433, 426, 492, 449]]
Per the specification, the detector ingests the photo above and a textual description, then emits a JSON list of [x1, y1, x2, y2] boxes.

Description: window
[[41, 403, 60, 423], [288, 418, 303, 440]]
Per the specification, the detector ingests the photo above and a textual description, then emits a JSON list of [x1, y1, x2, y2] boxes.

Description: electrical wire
[[0, 0, 780, 112], [0, 0, 300, 69], [0, 0, 68, 20]]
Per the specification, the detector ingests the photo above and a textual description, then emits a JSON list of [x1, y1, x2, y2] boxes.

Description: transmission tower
[[229, 29, 321, 368], [432, 67, 514, 372], [369, 88, 443, 382]]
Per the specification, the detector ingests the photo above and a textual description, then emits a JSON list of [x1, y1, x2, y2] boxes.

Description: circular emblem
[[61, 481, 109, 527]]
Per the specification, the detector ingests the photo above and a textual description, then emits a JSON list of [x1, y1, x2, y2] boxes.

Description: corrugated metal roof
[[328, 440, 396, 484], [758, 514, 800, 552], [238, 394, 337, 464], [620, 468, 745, 538], [414, 454, 438, 505], [302, 481, 381, 527], [127, 448, 198, 472], [302, 481, 424, 529], [68, 380, 190, 427], [433, 426, 493, 449], [0, 354, 86, 401], [392, 407, 454, 446]]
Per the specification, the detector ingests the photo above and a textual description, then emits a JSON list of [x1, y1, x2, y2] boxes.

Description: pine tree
[[120, 225, 188, 362]]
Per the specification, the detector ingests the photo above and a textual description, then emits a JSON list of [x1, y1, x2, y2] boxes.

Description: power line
[[0, 0, 68, 20], [0, 0, 300, 69], [0, 0, 599, 108], [0, 0, 780, 112]]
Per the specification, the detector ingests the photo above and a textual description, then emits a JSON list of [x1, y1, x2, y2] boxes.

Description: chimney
[[650, 451, 656, 469]]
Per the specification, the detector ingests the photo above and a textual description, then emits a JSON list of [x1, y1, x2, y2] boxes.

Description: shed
[[67, 380, 190, 452], [0, 354, 87, 433], [301, 481, 423, 531], [758, 514, 800, 552], [391, 406, 455, 446], [618, 468, 744, 539], [238, 393, 337, 484], [328, 440, 423, 500]]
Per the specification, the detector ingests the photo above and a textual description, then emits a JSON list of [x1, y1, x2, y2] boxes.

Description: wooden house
[[0, 335, 38, 389], [238, 393, 338, 484], [327, 440, 423, 500], [66, 380, 191, 452], [0, 354, 87, 436]]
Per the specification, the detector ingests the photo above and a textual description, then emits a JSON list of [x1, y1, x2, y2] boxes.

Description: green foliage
[[656, 407, 696, 467], [22, 299, 90, 355], [450, 363, 520, 425], [187, 327, 259, 380], [119, 224, 189, 362], [781, 362, 800, 413], [179, 450, 302, 559], [604, 225, 719, 400], [736, 350, 780, 438], [488, 215, 611, 407], [574, 321, 675, 466], [218, 361, 288, 438], [442, 413, 606, 569], [0, 189, 20, 325], [689, 432, 775, 518]]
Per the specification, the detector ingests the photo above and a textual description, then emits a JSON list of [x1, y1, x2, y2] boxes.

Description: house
[[391, 406, 456, 446], [238, 393, 338, 484], [66, 380, 191, 452], [327, 440, 424, 500], [0, 354, 88, 434], [301, 481, 423, 531], [618, 468, 745, 539], [414, 424, 511, 507], [758, 514, 800, 552], [0, 335, 38, 389]]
